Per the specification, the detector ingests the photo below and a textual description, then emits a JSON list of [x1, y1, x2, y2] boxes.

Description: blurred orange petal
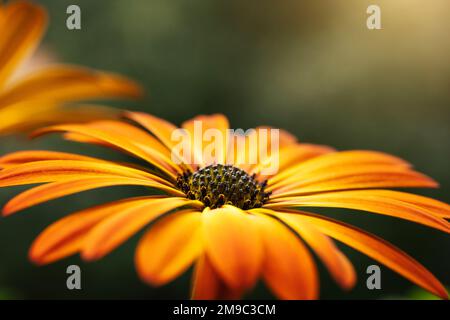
[[32, 124, 180, 178], [0, 2, 142, 135], [284, 210, 448, 299], [81, 197, 202, 260], [0, 159, 167, 187], [268, 150, 412, 189], [0, 1, 47, 86], [0, 66, 142, 106], [253, 208, 356, 290], [202, 206, 263, 290], [191, 254, 244, 300], [63, 120, 170, 156], [250, 143, 335, 177], [3, 176, 183, 216], [267, 190, 450, 233], [136, 210, 203, 286], [272, 166, 437, 196], [0, 150, 106, 168], [29, 197, 155, 265], [254, 212, 318, 299]]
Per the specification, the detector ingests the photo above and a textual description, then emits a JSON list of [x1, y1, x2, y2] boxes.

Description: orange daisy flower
[[0, 0, 142, 135], [0, 112, 449, 300]]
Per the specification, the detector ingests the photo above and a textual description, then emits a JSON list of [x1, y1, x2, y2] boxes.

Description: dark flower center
[[176, 164, 271, 209]]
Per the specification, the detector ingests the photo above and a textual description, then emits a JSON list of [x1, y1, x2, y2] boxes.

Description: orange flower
[[0, 112, 449, 300], [0, 0, 142, 135]]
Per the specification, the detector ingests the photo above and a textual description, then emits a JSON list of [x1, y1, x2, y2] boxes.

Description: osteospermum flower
[[0, 0, 142, 135], [0, 112, 449, 300]]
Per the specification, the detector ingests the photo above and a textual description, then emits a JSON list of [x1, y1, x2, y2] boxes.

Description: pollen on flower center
[[176, 164, 271, 209]]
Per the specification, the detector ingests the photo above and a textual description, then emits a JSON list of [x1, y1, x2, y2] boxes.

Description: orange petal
[[191, 254, 244, 300], [268, 150, 412, 189], [0, 103, 117, 136], [202, 206, 263, 290], [63, 120, 170, 156], [125, 111, 195, 170], [338, 189, 450, 219], [0, 159, 169, 187], [283, 210, 449, 299], [135, 210, 203, 286], [31, 124, 180, 178], [62, 120, 180, 174], [3, 176, 184, 216], [125, 111, 178, 150], [81, 197, 203, 260], [253, 212, 319, 299], [252, 208, 356, 290], [250, 143, 335, 178], [0, 150, 106, 168], [0, 1, 47, 86], [271, 165, 437, 196], [191, 254, 223, 300], [29, 197, 157, 265], [267, 190, 450, 233], [0, 65, 143, 106]]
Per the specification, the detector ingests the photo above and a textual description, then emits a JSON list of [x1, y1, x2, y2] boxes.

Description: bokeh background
[[0, 0, 449, 299]]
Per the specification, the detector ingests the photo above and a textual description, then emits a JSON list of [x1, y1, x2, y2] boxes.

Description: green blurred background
[[0, 0, 449, 299]]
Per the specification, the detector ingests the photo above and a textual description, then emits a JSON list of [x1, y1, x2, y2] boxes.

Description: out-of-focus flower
[[0, 112, 448, 299], [0, 0, 143, 136]]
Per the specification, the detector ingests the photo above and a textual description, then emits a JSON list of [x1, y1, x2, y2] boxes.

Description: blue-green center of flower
[[176, 164, 270, 209]]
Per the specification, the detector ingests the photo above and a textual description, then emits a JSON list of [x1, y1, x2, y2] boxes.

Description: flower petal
[[62, 120, 181, 174], [252, 208, 356, 290], [125, 111, 179, 151], [191, 254, 243, 300], [253, 212, 318, 299], [63, 120, 170, 156], [0, 160, 169, 187], [191, 255, 220, 299], [281, 210, 448, 299], [135, 210, 203, 286], [250, 143, 335, 178], [202, 206, 263, 290], [0, 150, 105, 168], [268, 150, 412, 190], [125, 111, 195, 169], [0, 66, 142, 106], [338, 190, 450, 219], [267, 190, 450, 233], [81, 197, 202, 260], [31, 124, 180, 178], [271, 165, 437, 196], [2, 176, 183, 216], [0, 1, 46, 86], [29, 196, 157, 265], [0, 103, 118, 136]]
